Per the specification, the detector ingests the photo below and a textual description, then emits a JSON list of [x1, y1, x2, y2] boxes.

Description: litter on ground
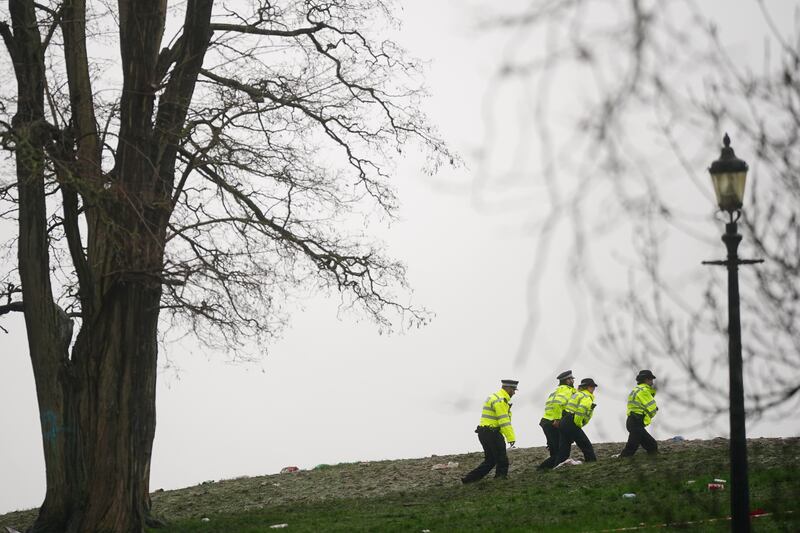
[[554, 458, 583, 469], [431, 461, 459, 470], [280, 466, 299, 474]]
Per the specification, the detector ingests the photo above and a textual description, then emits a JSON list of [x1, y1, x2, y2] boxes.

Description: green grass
[[152, 460, 799, 532], [3, 438, 798, 532], [151, 438, 799, 532]]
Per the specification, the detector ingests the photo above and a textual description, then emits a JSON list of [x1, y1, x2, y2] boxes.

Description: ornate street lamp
[[703, 133, 762, 533]]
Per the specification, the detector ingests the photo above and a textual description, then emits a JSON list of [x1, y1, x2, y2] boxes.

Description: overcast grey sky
[[2, 0, 799, 515]]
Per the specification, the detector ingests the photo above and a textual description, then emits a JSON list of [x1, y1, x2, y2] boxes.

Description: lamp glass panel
[[711, 170, 747, 211]]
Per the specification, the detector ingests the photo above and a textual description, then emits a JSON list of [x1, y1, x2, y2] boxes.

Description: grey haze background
[[2, 0, 798, 514]]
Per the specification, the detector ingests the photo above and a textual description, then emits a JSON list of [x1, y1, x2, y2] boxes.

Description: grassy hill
[[2, 438, 798, 532]]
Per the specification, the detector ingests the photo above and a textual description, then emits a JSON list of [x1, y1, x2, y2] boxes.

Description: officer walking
[[553, 378, 598, 467], [537, 370, 576, 470], [462, 379, 518, 483], [619, 369, 659, 457]]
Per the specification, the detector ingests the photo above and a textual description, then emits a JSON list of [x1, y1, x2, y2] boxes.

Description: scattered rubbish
[[269, 524, 289, 529], [750, 508, 767, 516], [610, 454, 620, 458], [280, 466, 299, 474], [669, 435, 686, 442], [713, 478, 727, 483], [707, 483, 725, 491], [622, 493, 637, 499], [201, 517, 210, 522], [422, 530, 432, 532], [686, 480, 696, 484], [554, 458, 583, 469], [431, 461, 459, 470]]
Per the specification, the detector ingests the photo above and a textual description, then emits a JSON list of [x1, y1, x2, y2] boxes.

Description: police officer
[[553, 378, 598, 467], [619, 369, 659, 457], [537, 370, 576, 470], [462, 379, 518, 483]]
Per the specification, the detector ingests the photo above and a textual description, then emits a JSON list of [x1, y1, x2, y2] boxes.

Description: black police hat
[[636, 369, 656, 381], [579, 377, 598, 388], [501, 379, 519, 389], [556, 370, 573, 381]]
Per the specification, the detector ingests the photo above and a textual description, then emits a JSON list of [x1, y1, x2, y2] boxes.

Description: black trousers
[[619, 414, 658, 456], [553, 413, 596, 467], [537, 418, 560, 469], [462, 427, 509, 482]]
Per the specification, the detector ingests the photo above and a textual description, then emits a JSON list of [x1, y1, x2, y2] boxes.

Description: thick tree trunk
[[63, 285, 161, 532], [28, 285, 161, 533]]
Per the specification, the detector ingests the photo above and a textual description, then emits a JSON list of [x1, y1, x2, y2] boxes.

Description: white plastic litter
[[554, 458, 583, 469], [269, 524, 289, 529], [201, 517, 210, 522], [611, 453, 621, 458], [431, 461, 459, 470], [686, 480, 696, 484], [622, 493, 637, 499], [713, 478, 727, 483]]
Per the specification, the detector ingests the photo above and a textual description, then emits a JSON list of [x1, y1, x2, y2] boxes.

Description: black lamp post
[[702, 133, 762, 533]]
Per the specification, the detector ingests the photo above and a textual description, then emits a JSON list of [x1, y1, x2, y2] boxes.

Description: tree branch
[[208, 22, 324, 37]]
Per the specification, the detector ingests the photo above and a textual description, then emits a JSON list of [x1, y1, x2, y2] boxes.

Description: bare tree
[[0, 1, 451, 531], [478, 0, 800, 429]]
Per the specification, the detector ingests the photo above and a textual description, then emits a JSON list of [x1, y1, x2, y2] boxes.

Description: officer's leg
[[537, 420, 560, 469], [462, 430, 498, 483], [640, 427, 659, 455], [573, 428, 597, 462], [494, 431, 510, 478], [553, 417, 575, 467], [620, 415, 644, 457]]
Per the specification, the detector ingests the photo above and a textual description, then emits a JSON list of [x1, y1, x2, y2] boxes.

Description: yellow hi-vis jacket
[[542, 384, 576, 421], [478, 388, 516, 442], [626, 384, 658, 426], [563, 389, 596, 428]]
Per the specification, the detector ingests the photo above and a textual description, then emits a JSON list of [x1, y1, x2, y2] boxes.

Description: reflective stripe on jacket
[[478, 388, 516, 442], [563, 389, 596, 428], [542, 384, 576, 421], [626, 384, 658, 426]]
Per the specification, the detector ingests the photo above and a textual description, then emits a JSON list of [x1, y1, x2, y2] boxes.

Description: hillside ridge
[[2, 437, 798, 531]]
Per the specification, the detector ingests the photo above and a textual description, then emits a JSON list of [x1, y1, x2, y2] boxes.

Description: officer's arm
[[495, 399, 516, 443], [584, 396, 595, 423], [641, 389, 658, 418]]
